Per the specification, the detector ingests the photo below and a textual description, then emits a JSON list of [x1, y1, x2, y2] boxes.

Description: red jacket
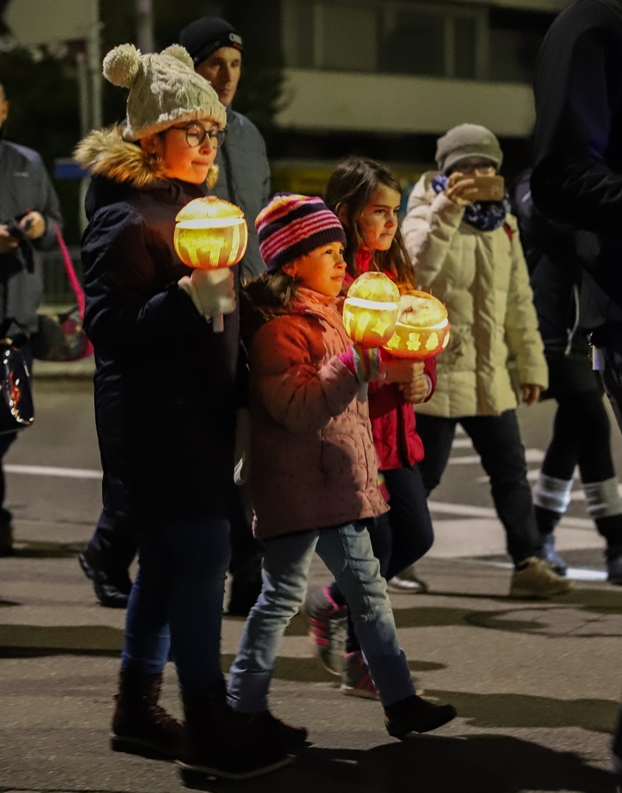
[[346, 253, 437, 471]]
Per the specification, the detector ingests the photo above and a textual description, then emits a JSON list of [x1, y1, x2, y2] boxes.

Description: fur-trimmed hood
[[74, 125, 219, 190]]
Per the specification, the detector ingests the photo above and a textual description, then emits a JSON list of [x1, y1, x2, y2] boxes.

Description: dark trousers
[[416, 409, 542, 565], [331, 463, 434, 654], [87, 479, 260, 589], [122, 513, 231, 691], [600, 345, 622, 769]]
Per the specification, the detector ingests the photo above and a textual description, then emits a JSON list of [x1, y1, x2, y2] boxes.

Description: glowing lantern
[[343, 272, 400, 348], [174, 196, 248, 331], [383, 291, 450, 359]]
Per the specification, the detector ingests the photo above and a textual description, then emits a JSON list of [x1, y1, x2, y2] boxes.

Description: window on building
[[488, 8, 555, 83], [317, 5, 377, 72], [454, 17, 477, 80], [380, 9, 445, 77], [281, 0, 554, 84]]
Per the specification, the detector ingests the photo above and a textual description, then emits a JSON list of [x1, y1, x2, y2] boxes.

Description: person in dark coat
[[515, 170, 622, 580], [75, 43, 290, 780], [180, 15, 272, 615], [0, 80, 62, 555], [80, 16, 270, 612], [530, 0, 622, 780]]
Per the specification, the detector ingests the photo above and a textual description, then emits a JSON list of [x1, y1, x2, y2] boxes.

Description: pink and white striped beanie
[[256, 193, 346, 272]]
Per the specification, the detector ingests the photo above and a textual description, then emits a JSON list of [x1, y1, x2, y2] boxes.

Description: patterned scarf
[[431, 173, 511, 233]]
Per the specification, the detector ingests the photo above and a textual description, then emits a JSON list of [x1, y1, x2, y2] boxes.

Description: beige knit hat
[[102, 43, 227, 141], [435, 123, 503, 174]]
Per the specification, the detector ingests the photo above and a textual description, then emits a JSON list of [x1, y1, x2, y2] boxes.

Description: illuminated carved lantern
[[174, 196, 248, 270], [383, 291, 450, 359], [342, 272, 400, 348]]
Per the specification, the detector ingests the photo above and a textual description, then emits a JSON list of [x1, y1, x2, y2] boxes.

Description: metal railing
[[41, 247, 82, 307]]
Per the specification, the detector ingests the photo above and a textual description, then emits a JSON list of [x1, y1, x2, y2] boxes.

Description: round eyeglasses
[[170, 124, 226, 149]]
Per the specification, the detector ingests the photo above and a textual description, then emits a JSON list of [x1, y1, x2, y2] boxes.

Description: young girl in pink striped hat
[[226, 192, 456, 753]]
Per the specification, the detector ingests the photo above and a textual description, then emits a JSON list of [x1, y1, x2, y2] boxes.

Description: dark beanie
[[179, 17, 243, 66]]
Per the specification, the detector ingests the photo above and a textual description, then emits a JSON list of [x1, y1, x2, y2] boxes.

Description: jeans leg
[[228, 530, 318, 713], [122, 515, 231, 690], [462, 411, 541, 564], [166, 516, 231, 691], [121, 531, 171, 675], [414, 414, 457, 495], [316, 522, 415, 707], [383, 464, 435, 581], [344, 515, 393, 654]]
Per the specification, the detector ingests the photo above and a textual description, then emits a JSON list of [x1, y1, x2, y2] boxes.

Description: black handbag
[[0, 341, 34, 435]]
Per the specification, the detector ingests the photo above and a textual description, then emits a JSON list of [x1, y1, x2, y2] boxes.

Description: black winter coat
[[515, 170, 586, 356], [77, 127, 239, 523], [531, 0, 622, 338]]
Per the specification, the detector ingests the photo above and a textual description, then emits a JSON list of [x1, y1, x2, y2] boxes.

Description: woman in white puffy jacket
[[401, 123, 572, 599]]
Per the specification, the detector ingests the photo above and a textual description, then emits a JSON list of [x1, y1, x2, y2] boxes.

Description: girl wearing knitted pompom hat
[[226, 193, 456, 742], [75, 45, 285, 781]]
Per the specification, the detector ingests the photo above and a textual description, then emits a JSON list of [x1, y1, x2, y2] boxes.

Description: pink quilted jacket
[[248, 288, 388, 540]]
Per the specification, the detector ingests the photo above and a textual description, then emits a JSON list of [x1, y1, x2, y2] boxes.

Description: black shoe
[[607, 548, 622, 586], [179, 682, 293, 781], [110, 670, 183, 760], [79, 549, 132, 608], [537, 533, 568, 576], [0, 510, 14, 557], [384, 694, 457, 739], [245, 711, 308, 752]]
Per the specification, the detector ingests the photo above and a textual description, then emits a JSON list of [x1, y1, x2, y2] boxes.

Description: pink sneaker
[[303, 586, 347, 676]]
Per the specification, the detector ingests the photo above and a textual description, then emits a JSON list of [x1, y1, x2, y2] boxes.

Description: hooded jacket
[[75, 126, 240, 521], [531, 0, 622, 337], [402, 173, 548, 418], [210, 107, 270, 281], [248, 288, 387, 540], [0, 139, 62, 332]]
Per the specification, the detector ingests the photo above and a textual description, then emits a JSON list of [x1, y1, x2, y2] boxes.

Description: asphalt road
[[0, 378, 621, 793]]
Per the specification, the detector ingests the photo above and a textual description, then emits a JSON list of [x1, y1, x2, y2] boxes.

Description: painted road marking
[[428, 500, 592, 529], [450, 448, 545, 465], [478, 559, 608, 582], [5, 464, 102, 480]]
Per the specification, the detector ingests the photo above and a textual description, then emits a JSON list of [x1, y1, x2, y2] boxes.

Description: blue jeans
[[121, 515, 231, 691], [227, 522, 415, 711]]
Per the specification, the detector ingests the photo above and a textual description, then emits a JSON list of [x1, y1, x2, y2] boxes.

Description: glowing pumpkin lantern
[[343, 272, 400, 348], [174, 196, 248, 332], [383, 291, 450, 360], [174, 196, 248, 270]]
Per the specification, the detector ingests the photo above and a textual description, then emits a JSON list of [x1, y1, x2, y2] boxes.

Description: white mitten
[[178, 268, 236, 322]]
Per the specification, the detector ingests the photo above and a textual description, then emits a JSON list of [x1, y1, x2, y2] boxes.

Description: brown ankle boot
[[177, 681, 292, 782], [110, 669, 183, 760]]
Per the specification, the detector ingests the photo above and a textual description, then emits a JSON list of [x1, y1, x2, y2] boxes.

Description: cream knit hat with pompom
[[103, 43, 226, 141]]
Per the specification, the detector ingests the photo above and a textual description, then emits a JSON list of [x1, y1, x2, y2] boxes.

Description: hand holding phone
[[469, 175, 505, 202]]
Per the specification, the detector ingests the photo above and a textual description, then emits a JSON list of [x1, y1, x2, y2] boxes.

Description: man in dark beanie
[[180, 16, 269, 617], [179, 16, 270, 281]]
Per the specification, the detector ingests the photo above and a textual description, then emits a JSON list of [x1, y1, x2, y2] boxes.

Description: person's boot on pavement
[[509, 556, 575, 598], [78, 547, 132, 608], [111, 669, 183, 760], [178, 681, 294, 782], [0, 508, 14, 557]]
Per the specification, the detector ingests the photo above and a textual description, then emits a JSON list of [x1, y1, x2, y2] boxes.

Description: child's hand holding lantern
[[174, 196, 248, 331]]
